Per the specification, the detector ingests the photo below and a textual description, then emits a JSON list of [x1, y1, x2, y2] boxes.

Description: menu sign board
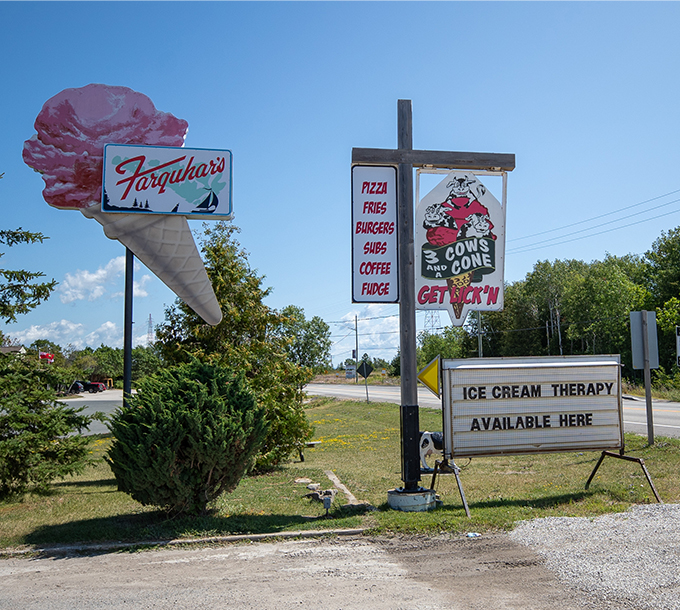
[[351, 165, 398, 303]]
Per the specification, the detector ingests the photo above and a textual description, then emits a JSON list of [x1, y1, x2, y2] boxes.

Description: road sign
[[630, 311, 659, 370], [357, 361, 373, 379], [417, 355, 440, 397]]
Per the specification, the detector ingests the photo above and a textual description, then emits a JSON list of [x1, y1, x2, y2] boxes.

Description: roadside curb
[[0, 528, 368, 557]]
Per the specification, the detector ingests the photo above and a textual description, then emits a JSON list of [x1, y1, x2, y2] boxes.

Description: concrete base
[[387, 487, 437, 512]]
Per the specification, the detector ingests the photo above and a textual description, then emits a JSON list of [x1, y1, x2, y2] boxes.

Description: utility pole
[[396, 99, 420, 491], [355, 315, 359, 384]]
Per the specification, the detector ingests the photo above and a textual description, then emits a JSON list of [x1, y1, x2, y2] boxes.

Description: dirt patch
[[0, 533, 614, 609]]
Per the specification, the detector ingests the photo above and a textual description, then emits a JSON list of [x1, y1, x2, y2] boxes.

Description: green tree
[[524, 259, 588, 356], [0, 174, 57, 323], [131, 345, 162, 382], [646, 227, 680, 307], [68, 346, 98, 378], [93, 344, 124, 380], [483, 280, 543, 357], [417, 326, 468, 369], [27, 339, 65, 367], [0, 353, 102, 498], [562, 259, 646, 361], [279, 305, 332, 376], [106, 359, 267, 515], [0, 224, 56, 323], [155, 223, 312, 470]]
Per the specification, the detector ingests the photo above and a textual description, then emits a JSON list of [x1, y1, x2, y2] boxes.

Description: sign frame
[[441, 355, 624, 459], [351, 165, 399, 303]]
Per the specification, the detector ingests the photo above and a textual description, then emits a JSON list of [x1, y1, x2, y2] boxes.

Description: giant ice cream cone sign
[[415, 171, 505, 326], [22, 84, 223, 326]]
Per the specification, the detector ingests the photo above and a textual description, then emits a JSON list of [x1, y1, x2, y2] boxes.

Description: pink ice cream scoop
[[23, 84, 188, 209]]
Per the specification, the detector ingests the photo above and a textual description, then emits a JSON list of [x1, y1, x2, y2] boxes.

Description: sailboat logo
[[192, 188, 219, 214]]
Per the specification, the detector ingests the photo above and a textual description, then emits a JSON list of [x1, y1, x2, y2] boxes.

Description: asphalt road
[[305, 383, 680, 439], [63, 389, 125, 435], [66, 385, 680, 440]]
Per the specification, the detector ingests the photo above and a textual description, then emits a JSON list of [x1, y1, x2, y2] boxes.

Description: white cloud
[[10, 318, 153, 350], [11, 319, 86, 347], [59, 258, 155, 304], [84, 321, 121, 348], [134, 274, 152, 298], [59, 256, 125, 304], [332, 304, 400, 365]]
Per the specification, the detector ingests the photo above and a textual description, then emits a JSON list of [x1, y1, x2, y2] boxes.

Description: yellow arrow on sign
[[417, 355, 441, 397]]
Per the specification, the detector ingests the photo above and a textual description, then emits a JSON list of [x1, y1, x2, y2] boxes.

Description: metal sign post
[[631, 311, 659, 445], [352, 100, 515, 510]]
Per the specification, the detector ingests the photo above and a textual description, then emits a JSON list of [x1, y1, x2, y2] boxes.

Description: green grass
[[1, 397, 678, 549]]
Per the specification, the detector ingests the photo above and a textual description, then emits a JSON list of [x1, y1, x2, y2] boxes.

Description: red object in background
[[39, 352, 54, 364]]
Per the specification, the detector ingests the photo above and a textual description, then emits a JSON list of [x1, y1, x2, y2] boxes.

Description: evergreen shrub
[[106, 359, 268, 515], [0, 353, 100, 498]]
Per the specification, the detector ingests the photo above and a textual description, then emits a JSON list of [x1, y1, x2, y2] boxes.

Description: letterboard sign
[[441, 355, 623, 458]]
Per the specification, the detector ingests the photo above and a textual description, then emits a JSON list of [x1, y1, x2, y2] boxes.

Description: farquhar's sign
[[103, 144, 233, 219]]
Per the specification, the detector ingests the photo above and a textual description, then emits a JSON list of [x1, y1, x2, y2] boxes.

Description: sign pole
[[397, 100, 421, 491], [642, 310, 654, 445], [123, 247, 134, 405]]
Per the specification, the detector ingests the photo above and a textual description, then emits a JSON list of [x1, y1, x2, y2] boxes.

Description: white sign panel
[[415, 171, 505, 325], [351, 165, 398, 302], [442, 355, 623, 458], [103, 144, 233, 219]]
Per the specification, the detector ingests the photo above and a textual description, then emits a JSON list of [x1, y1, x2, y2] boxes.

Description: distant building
[[0, 346, 27, 355]]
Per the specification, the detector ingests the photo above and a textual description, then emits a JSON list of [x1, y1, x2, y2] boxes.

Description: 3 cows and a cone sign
[[415, 171, 505, 326]]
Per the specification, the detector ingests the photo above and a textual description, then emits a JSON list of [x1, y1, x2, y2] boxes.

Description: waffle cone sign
[[415, 171, 505, 326]]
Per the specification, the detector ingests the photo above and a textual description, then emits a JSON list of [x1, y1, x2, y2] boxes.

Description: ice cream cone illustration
[[447, 272, 473, 319]]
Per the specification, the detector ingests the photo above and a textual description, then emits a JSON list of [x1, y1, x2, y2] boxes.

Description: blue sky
[[2, 2, 680, 366]]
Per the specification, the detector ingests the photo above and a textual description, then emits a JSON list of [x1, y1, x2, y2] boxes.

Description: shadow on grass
[[51, 478, 118, 489], [373, 490, 594, 513], [23, 503, 370, 549], [465, 490, 593, 510]]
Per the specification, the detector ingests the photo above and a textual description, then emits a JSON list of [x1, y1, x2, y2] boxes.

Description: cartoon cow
[[419, 431, 444, 470], [446, 174, 487, 203], [457, 212, 494, 239], [422, 202, 456, 230]]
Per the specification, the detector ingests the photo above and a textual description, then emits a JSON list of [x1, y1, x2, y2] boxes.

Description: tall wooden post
[[351, 101, 515, 506], [397, 100, 420, 490]]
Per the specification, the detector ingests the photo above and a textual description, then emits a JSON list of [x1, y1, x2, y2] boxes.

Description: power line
[[509, 187, 680, 244], [508, 205, 680, 255]]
